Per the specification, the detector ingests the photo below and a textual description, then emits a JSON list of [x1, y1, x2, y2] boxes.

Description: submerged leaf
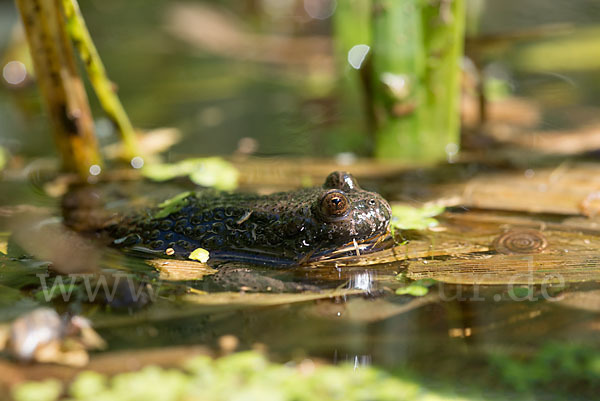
[[396, 278, 437, 297]]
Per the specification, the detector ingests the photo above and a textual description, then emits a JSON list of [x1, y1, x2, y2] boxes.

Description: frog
[[108, 171, 392, 266]]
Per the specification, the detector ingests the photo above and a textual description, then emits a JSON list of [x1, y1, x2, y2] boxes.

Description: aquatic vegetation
[[142, 158, 239, 191], [395, 274, 437, 296], [390, 204, 444, 231], [490, 342, 600, 393], [11, 351, 484, 401], [188, 248, 210, 263], [12, 379, 63, 401], [153, 191, 194, 219]]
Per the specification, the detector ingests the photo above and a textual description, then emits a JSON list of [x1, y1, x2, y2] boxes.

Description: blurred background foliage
[[1, 0, 600, 162]]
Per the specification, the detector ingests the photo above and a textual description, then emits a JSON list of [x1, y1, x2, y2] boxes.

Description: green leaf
[[188, 248, 210, 263], [395, 278, 437, 297], [390, 204, 445, 231], [153, 191, 193, 219], [142, 157, 239, 191]]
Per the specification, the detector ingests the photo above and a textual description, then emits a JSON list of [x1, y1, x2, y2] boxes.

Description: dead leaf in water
[[181, 288, 366, 306]]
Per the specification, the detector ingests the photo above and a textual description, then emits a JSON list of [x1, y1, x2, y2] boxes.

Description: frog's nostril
[[369, 199, 376, 206]]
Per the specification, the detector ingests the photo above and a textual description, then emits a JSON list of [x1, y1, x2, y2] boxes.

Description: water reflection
[[348, 270, 375, 292]]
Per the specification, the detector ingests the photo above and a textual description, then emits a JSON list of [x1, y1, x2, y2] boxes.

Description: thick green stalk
[[421, 0, 465, 161], [371, 0, 465, 162], [371, 0, 426, 160], [61, 0, 140, 160]]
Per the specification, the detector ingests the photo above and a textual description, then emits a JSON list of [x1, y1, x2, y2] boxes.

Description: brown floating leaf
[[181, 288, 366, 306], [310, 231, 489, 268], [407, 253, 600, 285], [387, 211, 600, 285], [437, 162, 600, 216]]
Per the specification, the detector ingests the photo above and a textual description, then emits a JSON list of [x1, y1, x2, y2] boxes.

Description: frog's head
[[305, 171, 392, 260]]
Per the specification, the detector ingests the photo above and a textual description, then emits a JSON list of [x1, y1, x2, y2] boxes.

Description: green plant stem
[[61, 0, 140, 160], [372, 0, 426, 160], [371, 0, 465, 162]]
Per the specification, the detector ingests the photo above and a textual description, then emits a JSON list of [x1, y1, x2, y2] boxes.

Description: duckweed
[[11, 351, 465, 401]]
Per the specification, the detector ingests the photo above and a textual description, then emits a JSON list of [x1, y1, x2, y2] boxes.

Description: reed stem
[[14, 0, 102, 177]]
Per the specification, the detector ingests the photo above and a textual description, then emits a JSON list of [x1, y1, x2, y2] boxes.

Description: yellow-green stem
[[61, 0, 140, 161]]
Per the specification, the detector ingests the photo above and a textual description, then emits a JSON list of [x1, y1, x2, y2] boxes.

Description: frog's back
[[108, 172, 392, 266]]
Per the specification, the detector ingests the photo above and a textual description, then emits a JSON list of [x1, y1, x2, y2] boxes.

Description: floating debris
[[188, 248, 210, 263]]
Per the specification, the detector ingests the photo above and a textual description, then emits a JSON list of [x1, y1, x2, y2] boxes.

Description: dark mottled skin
[[109, 172, 391, 265]]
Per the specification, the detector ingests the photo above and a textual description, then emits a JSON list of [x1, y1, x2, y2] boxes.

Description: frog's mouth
[[306, 232, 394, 264]]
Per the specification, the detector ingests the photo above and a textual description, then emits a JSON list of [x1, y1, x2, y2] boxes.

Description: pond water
[[1, 1, 600, 400]]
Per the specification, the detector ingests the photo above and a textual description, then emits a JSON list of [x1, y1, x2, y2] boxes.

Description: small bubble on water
[[131, 156, 144, 169], [89, 164, 101, 176]]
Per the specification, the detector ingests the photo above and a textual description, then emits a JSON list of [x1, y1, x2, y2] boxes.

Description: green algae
[[10, 351, 470, 401], [490, 342, 600, 393]]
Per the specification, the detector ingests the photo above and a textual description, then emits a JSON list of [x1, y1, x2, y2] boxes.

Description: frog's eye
[[320, 190, 350, 220]]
